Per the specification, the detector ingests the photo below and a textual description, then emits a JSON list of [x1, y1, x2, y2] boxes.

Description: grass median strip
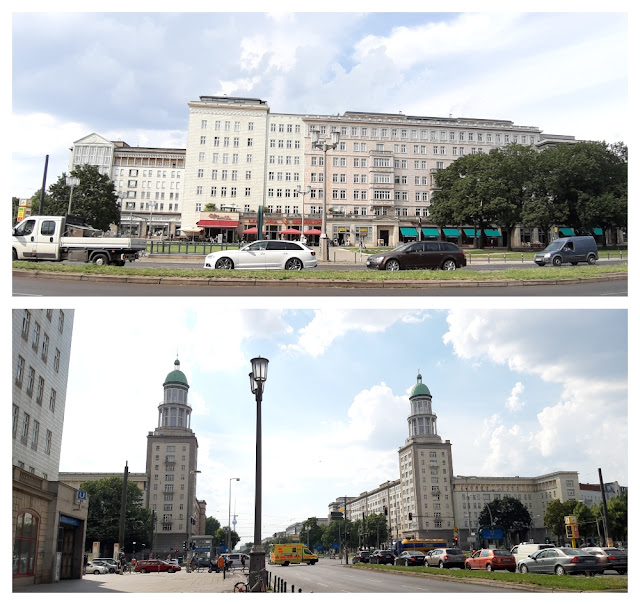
[[352, 563, 627, 591], [12, 262, 627, 283]]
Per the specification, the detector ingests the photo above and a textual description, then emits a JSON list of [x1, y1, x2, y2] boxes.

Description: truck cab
[[12, 216, 64, 261]]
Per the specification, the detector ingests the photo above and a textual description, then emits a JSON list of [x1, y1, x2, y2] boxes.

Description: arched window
[[13, 511, 39, 576]]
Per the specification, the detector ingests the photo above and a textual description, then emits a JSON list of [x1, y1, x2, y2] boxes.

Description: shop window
[[13, 511, 39, 577]]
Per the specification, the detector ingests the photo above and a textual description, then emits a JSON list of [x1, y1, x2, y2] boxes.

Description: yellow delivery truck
[[269, 544, 318, 566]]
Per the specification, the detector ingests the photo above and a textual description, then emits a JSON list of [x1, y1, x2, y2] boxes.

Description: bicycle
[[233, 569, 267, 593], [123, 562, 134, 574]]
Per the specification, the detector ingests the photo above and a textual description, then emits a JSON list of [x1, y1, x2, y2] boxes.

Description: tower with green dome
[[397, 372, 454, 543], [145, 358, 202, 557]]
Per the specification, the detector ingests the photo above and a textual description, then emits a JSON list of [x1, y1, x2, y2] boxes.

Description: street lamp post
[[248, 356, 269, 592], [310, 129, 340, 261], [228, 477, 240, 552], [186, 469, 201, 573], [296, 185, 311, 243], [65, 176, 80, 215]]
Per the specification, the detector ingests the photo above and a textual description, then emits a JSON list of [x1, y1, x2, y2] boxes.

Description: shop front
[[197, 214, 240, 243]]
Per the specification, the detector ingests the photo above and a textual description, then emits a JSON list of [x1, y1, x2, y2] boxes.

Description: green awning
[[422, 228, 440, 238], [442, 228, 460, 237], [484, 228, 501, 237], [593, 228, 603, 236], [400, 227, 418, 236], [559, 227, 575, 236], [463, 228, 479, 237]]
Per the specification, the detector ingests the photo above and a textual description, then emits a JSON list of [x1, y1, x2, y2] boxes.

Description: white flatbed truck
[[12, 215, 147, 266]]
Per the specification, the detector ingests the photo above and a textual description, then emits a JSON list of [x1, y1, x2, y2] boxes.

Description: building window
[[49, 389, 57, 413], [12, 512, 39, 577], [41, 333, 49, 362], [36, 376, 44, 404], [31, 420, 39, 450], [13, 405, 19, 437], [21, 413, 30, 444], [21, 311, 31, 340], [15, 355, 25, 387]]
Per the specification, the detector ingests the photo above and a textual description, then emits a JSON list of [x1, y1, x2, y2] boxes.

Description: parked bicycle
[[233, 569, 267, 592]]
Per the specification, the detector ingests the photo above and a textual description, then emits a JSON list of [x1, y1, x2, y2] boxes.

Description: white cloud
[[506, 382, 526, 412], [283, 309, 429, 357]]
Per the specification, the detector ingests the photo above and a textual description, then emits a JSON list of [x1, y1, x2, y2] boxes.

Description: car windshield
[[558, 548, 583, 555], [493, 550, 511, 556], [446, 549, 463, 555], [543, 240, 566, 252], [243, 241, 268, 251]]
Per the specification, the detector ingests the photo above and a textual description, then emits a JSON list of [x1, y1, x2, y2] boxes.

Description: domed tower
[[406, 372, 439, 441], [145, 358, 202, 556], [157, 358, 192, 430], [397, 372, 454, 544]]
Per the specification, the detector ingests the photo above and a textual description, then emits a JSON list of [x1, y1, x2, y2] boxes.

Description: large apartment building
[[12, 309, 87, 586]]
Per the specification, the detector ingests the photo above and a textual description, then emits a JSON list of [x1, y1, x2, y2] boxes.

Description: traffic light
[[183, 541, 187, 549], [408, 513, 413, 520], [545, 537, 550, 544], [383, 506, 388, 516], [454, 537, 459, 545]]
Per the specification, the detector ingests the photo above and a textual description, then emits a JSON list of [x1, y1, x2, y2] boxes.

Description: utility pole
[[344, 496, 348, 565], [598, 468, 613, 546], [118, 462, 129, 558], [40, 155, 49, 214]]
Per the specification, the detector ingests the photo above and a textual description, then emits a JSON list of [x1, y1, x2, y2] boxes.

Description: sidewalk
[[12, 568, 240, 593]]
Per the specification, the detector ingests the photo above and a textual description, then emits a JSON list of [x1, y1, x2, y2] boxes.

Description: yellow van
[[269, 544, 318, 566]]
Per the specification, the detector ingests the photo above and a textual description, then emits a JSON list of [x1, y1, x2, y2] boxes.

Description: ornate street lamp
[[310, 130, 340, 260], [65, 176, 80, 215], [248, 356, 269, 592]]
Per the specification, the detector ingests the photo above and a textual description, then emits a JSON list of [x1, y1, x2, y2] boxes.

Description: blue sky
[[58, 306, 628, 544], [11, 6, 629, 199]]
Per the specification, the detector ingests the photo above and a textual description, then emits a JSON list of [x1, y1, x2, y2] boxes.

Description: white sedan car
[[204, 240, 317, 270], [86, 561, 109, 574]]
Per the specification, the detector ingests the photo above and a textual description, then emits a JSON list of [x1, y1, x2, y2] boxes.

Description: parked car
[[86, 561, 109, 575], [425, 547, 466, 569], [369, 550, 395, 565], [366, 241, 467, 271], [394, 550, 426, 566], [203, 240, 317, 270], [533, 235, 598, 267], [91, 558, 119, 573], [517, 547, 601, 576], [135, 559, 181, 573], [352, 551, 371, 564], [581, 547, 627, 575], [510, 542, 555, 564], [465, 549, 516, 572]]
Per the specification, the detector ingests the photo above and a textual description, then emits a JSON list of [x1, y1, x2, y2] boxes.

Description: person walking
[[217, 554, 225, 573], [241, 553, 247, 572]]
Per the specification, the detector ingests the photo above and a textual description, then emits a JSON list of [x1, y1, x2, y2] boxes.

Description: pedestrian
[[241, 553, 247, 572], [217, 554, 224, 573], [209, 557, 215, 573]]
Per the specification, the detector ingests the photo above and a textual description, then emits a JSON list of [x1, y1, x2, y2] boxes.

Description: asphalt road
[[12, 274, 627, 297], [268, 559, 520, 593]]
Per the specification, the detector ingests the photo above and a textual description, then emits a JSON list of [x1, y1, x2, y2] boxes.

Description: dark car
[[425, 548, 466, 569], [370, 550, 395, 565], [517, 547, 601, 576], [394, 550, 426, 566], [352, 551, 371, 564], [366, 241, 466, 271], [582, 547, 627, 574]]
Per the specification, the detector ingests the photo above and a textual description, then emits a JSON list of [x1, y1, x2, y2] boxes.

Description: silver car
[[204, 240, 317, 270], [425, 547, 466, 569], [582, 547, 627, 574], [517, 547, 602, 576], [86, 561, 109, 575]]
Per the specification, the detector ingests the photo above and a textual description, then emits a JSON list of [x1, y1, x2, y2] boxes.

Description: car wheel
[[555, 565, 566, 576], [285, 258, 303, 270], [616, 570, 627, 575], [215, 257, 234, 270], [571, 262, 578, 265], [438, 561, 445, 569], [552, 256, 562, 266], [535, 262, 545, 266], [168, 568, 175, 573], [465, 563, 472, 570], [587, 254, 597, 265], [140, 568, 147, 573], [12, 248, 17, 261], [92, 252, 109, 266], [486, 563, 493, 572], [94, 570, 100, 575], [385, 259, 401, 271], [519, 564, 529, 574], [442, 259, 457, 271]]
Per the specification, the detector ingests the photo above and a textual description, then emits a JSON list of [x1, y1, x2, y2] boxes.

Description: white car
[[204, 240, 317, 271], [86, 561, 109, 574]]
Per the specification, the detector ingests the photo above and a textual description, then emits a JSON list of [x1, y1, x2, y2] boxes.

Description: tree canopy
[[81, 476, 151, 555], [478, 496, 532, 543], [43, 164, 121, 231], [431, 141, 627, 248]]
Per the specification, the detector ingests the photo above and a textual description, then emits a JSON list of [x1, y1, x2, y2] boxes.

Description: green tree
[[212, 526, 240, 551], [205, 516, 221, 536], [81, 477, 151, 555], [598, 492, 627, 543], [45, 164, 120, 231], [477, 497, 532, 546], [543, 499, 577, 544], [300, 517, 325, 550]]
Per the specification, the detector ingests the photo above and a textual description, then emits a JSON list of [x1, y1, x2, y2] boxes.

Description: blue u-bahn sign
[[480, 528, 503, 540]]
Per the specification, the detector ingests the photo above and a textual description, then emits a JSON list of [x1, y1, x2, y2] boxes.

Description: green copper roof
[[164, 359, 189, 387], [410, 373, 431, 397]]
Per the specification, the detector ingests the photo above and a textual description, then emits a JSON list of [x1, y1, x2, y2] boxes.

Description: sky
[[10, 5, 629, 200], [57, 305, 628, 545]]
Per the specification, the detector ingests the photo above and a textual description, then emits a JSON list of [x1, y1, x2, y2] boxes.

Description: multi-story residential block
[[12, 309, 87, 586], [69, 134, 185, 238]]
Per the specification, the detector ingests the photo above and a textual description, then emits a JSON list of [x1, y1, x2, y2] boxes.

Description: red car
[[465, 549, 516, 572], [134, 559, 181, 573]]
